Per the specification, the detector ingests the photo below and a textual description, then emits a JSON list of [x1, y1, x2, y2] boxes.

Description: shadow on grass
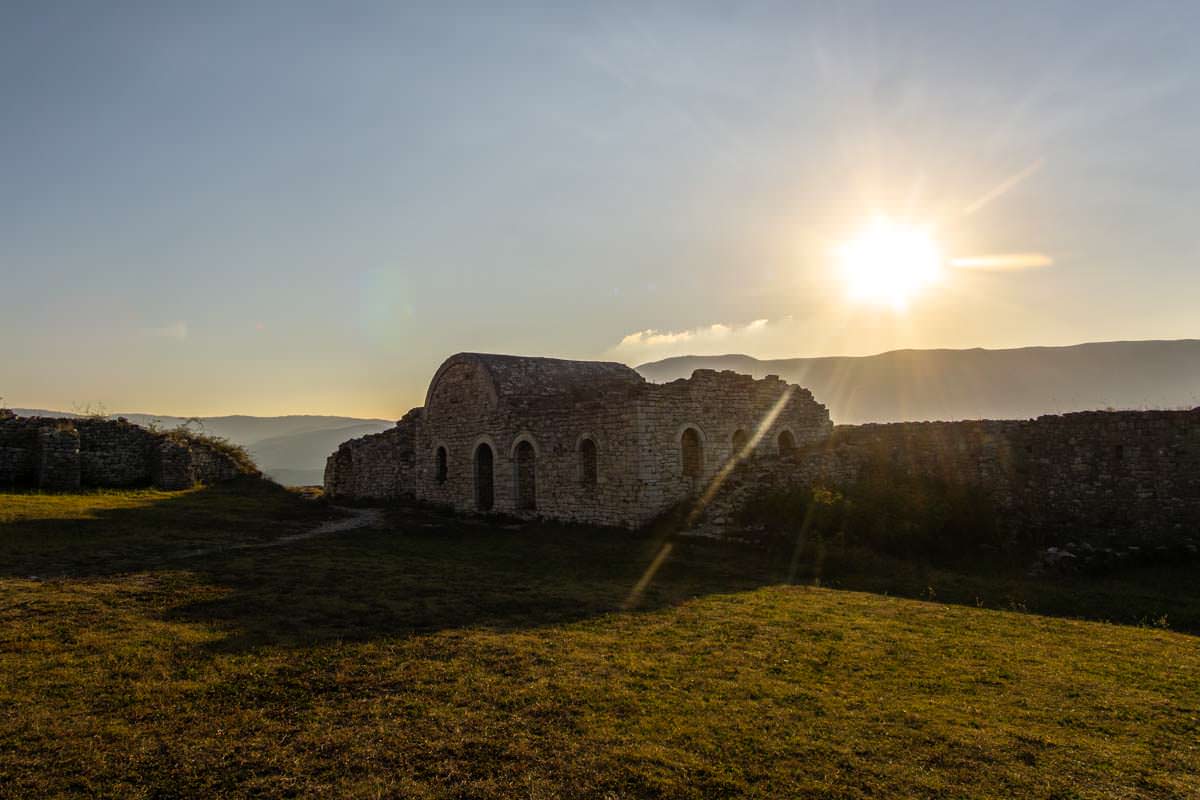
[[3, 482, 1198, 653], [0, 478, 338, 578]]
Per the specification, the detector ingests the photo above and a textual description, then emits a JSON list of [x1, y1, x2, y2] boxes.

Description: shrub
[[737, 466, 1003, 560], [164, 425, 259, 475]]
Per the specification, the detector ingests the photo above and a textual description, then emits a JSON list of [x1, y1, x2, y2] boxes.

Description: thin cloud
[[141, 321, 188, 340], [951, 253, 1054, 271], [612, 319, 769, 360]]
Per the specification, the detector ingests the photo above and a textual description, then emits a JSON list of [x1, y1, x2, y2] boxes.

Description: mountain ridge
[[635, 338, 1200, 424]]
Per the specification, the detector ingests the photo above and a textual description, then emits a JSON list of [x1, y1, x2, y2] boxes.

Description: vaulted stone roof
[[425, 353, 645, 409]]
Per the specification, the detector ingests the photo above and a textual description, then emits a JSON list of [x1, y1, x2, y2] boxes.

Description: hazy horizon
[[5, 3, 1199, 418], [7, 335, 1198, 421]]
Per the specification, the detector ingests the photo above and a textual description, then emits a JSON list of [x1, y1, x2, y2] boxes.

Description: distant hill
[[636, 339, 1200, 424], [246, 423, 396, 484], [10, 410, 394, 486]]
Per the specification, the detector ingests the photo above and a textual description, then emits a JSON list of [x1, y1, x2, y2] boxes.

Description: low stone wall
[[0, 410, 254, 491], [36, 426, 82, 491], [76, 418, 157, 486], [698, 409, 1200, 546]]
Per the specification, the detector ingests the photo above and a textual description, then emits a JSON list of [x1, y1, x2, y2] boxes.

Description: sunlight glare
[[836, 217, 943, 310]]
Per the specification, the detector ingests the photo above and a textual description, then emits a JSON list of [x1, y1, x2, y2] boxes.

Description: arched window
[[731, 429, 749, 458], [435, 446, 448, 484], [579, 438, 598, 487], [514, 440, 537, 511], [474, 443, 494, 511], [681, 427, 703, 478], [778, 430, 796, 456]]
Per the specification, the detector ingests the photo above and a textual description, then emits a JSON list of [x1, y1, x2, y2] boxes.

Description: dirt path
[[178, 506, 384, 559]]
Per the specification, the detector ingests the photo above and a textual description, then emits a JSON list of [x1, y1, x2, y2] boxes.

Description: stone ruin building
[[324, 353, 833, 527], [327, 352, 1200, 543]]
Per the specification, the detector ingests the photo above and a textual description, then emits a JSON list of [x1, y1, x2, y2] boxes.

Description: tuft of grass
[[0, 485, 1197, 797]]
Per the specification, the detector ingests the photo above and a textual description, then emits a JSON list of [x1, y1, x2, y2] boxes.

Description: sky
[[3, 1, 1198, 418]]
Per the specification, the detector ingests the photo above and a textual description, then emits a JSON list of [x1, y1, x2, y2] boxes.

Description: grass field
[[1, 481, 1197, 798]]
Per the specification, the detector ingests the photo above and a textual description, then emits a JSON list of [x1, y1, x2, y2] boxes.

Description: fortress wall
[[75, 418, 158, 486], [815, 410, 1200, 535], [0, 413, 38, 485], [699, 409, 1200, 542], [35, 425, 82, 491], [0, 411, 252, 491]]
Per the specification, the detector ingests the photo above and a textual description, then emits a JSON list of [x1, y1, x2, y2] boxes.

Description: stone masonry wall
[[632, 370, 832, 522], [0, 411, 253, 491], [76, 418, 157, 486], [324, 409, 422, 500], [697, 409, 1200, 543], [35, 425, 82, 491], [412, 357, 648, 527]]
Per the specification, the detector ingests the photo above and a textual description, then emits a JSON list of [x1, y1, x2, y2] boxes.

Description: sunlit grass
[[0, 488, 195, 523]]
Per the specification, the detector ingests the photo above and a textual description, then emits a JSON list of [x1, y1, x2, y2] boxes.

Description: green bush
[[737, 466, 1003, 559]]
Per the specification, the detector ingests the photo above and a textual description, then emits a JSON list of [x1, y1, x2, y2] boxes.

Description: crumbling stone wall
[[76, 418, 157, 486], [632, 370, 832, 520], [35, 425, 82, 491], [324, 408, 422, 500], [0, 410, 252, 491], [696, 409, 1200, 543]]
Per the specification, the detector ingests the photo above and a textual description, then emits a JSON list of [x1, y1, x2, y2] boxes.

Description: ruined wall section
[[76, 418, 158, 486], [800, 411, 1200, 535], [35, 425, 82, 491], [323, 408, 422, 500], [700, 409, 1200, 542], [0, 410, 38, 485], [0, 410, 252, 491], [632, 370, 833, 523]]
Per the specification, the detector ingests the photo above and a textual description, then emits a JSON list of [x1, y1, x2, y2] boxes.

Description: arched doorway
[[681, 427, 703, 477], [778, 430, 796, 456], [435, 446, 448, 484], [579, 437, 598, 488], [474, 443, 494, 511], [514, 440, 536, 510]]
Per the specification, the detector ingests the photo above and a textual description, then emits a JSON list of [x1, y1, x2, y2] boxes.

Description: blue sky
[[3, 2, 1198, 417]]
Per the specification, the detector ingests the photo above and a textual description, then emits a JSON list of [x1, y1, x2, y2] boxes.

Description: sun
[[836, 217, 943, 309]]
